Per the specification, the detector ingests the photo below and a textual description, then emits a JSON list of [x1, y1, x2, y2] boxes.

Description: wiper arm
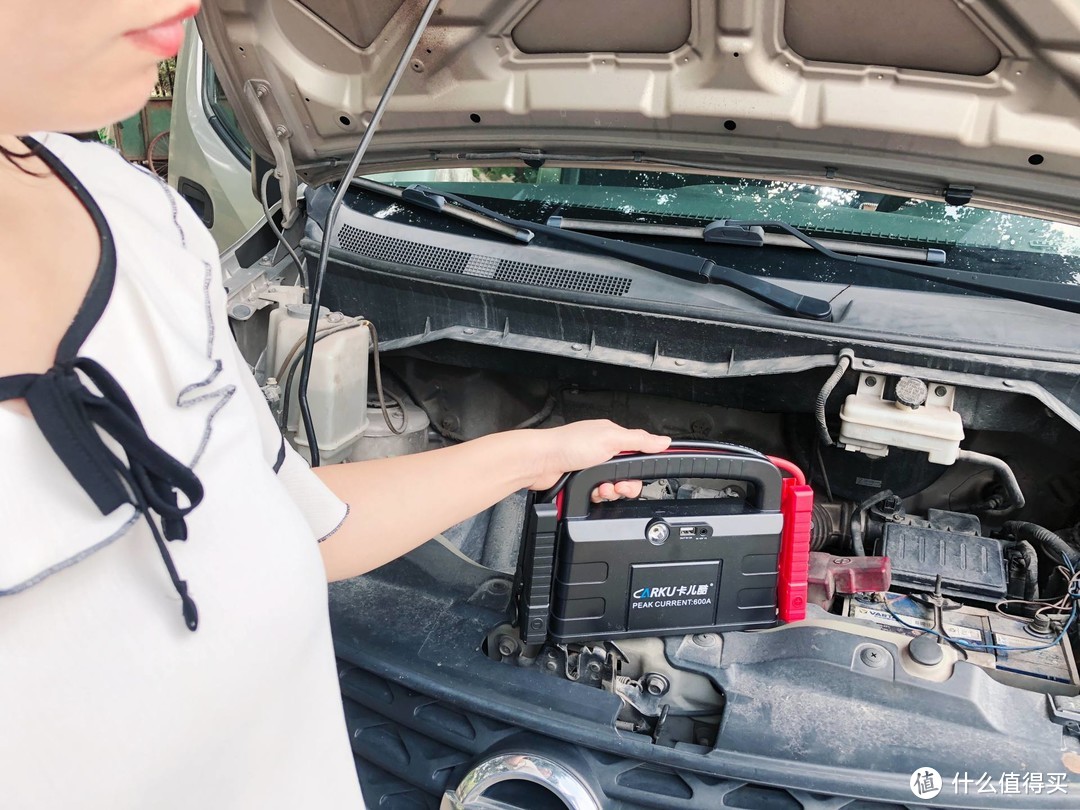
[[352, 177, 535, 243], [522, 218, 833, 320], [722, 219, 1080, 315], [350, 179, 833, 321], [707, 217, 1077, 314], [547, 216, 947, 264], [551, 214, 1080, 314]]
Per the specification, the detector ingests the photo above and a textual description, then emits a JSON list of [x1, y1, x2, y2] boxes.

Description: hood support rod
[[297, 0, 441, 466]]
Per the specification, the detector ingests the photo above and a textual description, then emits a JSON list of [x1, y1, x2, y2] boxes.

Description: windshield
[[365, 167, 1080, 289]]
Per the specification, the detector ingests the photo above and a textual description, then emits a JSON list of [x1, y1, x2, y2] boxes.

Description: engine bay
[[408, 356, 1080, 750], [244, 294, 1080, 755]]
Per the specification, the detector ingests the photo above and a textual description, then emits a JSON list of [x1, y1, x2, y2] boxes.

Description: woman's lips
[[125, 5, 199, 57]]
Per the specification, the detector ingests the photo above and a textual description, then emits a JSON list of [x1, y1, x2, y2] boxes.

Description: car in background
[[169, 23, 263, 250], [181, 1, 1080, 807]]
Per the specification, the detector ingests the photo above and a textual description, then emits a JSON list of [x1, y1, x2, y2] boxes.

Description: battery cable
[[878, 553, 1079, 655]]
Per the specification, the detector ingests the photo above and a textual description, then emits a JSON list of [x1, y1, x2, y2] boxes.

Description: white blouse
[[0, 134, 364, 808]]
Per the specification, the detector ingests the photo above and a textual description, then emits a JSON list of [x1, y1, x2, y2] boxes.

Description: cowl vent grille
[[337, 224, 632, 297]]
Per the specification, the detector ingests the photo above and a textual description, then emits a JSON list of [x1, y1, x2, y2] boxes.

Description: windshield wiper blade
[[520, 221, 833, 320], [719, 219, 1080, 315], [546, 216, 947, 264], [349, 179, 833, 321], [552, 214, 1080, 314]]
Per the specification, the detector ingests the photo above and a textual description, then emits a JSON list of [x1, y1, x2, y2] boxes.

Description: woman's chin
[[59, 68, 160, 133], [0, 61, 160, 136]]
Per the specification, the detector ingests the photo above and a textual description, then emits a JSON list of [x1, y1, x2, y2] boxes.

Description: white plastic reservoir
[[839, 374, 964, 465], [268, 303, 370, 465]]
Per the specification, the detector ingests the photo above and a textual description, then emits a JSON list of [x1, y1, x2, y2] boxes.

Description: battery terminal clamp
[[517, 441, 813, 645]]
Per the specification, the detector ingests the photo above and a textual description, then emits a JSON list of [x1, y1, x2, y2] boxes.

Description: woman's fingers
[[590, 481, 618, 503], [590, 479, 644, 503]]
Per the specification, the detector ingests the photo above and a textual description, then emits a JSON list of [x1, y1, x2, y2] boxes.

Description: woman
[[0, 3, 668, 806]]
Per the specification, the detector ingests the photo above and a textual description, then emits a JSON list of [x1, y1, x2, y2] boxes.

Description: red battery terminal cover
[[771, 456, 813, 623], [807, 553, 892, 612]]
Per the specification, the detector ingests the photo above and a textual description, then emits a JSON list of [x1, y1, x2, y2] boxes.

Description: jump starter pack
[[516, 442, 813, 645]]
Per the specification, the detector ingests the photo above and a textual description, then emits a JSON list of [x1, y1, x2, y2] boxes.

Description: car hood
[[198, 0, 1080, 223]]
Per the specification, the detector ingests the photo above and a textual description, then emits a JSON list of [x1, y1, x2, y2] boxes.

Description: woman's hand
[[522, 419, 670, 493], [316, 419, 670, 581]]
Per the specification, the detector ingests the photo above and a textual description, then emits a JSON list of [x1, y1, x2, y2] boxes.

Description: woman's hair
[[1, 139, 44, 176]]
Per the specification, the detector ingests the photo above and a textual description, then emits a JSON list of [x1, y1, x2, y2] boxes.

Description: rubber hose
[[512, 395, 557, 430], [815, 354, 852, 447], [957, 450, 1026, 514], [810, 501, 832, 551], [849, 489, 895, 557]]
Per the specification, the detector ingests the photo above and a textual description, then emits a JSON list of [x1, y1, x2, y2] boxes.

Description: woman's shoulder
[[34, 132, 218, 266], [34, 132, 160, 204], [35, 132, 129, 168]]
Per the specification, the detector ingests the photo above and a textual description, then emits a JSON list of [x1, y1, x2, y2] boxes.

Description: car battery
[[516, 442, 813, 645], [846, 593, 1080, 696]]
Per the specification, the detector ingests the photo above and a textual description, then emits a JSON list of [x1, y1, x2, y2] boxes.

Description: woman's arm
[[313, 420, 669, 582]]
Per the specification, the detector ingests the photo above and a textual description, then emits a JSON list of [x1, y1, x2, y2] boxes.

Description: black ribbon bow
[[0, 357, 204, 630]]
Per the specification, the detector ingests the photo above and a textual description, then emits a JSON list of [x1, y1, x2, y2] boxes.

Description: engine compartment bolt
[[545, 660, 558, 671], [692, 633, 719, 647], [496, 636, 518, 657], [587, 661, 601, 674], [643, 673, 670, 696]]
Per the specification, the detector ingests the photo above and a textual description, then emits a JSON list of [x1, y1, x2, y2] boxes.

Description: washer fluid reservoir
[[269, 303, 369, 465]]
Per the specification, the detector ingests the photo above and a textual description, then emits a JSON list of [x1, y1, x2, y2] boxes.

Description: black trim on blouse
[[0, 136, 204, 631], [30, 136, 118, 360]]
